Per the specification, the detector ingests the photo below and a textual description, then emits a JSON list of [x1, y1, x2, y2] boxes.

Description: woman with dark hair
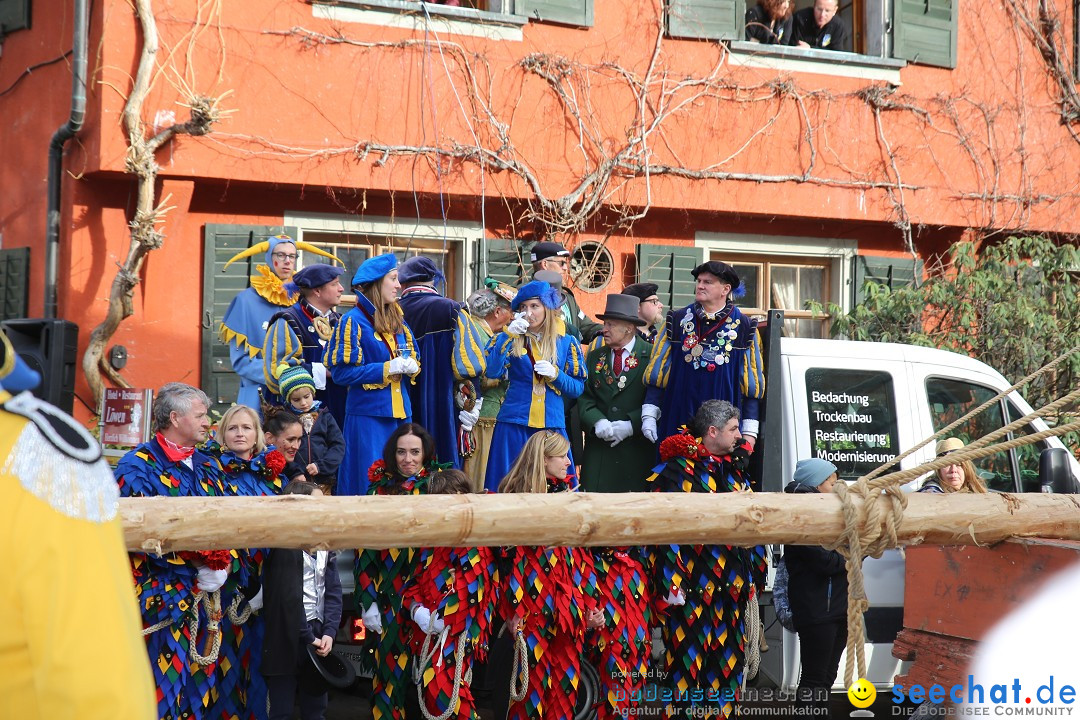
[[355, 423, 438, 720], [745, 0, 794, 44], [326, 253, 420, 496]]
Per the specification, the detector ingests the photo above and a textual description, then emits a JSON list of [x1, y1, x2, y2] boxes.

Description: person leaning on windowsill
[[791, 0, 851, 52], [745, 0, 794, 45]]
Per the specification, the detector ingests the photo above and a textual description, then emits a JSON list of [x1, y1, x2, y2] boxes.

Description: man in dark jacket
[[783, 457, 848, 701], [262, 482, 343, 720], [791, 0, 851, 52]]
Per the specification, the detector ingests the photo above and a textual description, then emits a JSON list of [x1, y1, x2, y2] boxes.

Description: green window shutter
[[0, 248, 30, 321], [202, 224, 295, 415], [893, 0, 957, 69], [667, 0, 744, 40], [482, 239, 532, 287], [513, 0, 592, 26], [852, 254, 924, 306], [637, 243, 704, 310]]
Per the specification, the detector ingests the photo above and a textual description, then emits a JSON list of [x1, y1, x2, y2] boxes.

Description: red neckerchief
[[156, 432, 195, 462], [694, 302, 734, 341], [356, 303, 399, 360]]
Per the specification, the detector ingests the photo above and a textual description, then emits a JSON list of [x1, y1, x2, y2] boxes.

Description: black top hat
[[597, 294, 647, 326], [691, 261, 741, 290], [303, 643, 357, 692]]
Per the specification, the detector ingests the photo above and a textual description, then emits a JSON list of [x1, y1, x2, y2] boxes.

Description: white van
[[754, 329, 1080, 692]]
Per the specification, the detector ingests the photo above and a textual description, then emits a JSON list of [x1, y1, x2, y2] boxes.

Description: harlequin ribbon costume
[[403, 545, 501, 719], [500, 476, 597, 720], [354, 460, 433, 720], [644, 300, 765, 441], [483, 281, 587, 491], [326, 253, 421, 496], [219, 234, 341, 411], [114, 435, 243, 720], [587, 547, 654, 720], [398, 279, 489, 471], [0, 330, 155, 719], [212, 446, 288, 720], [646, 432, 768, 719]]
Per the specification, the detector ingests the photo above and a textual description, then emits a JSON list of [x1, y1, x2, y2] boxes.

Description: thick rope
[[414, 627, 472, 720], [508, 627, 530, 703], [227, 591, 253, 625], [188, 590, 223, 666], [741, 587, 762, 695]]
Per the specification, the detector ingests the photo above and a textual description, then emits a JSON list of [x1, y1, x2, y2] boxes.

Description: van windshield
[[805, 368, 901, 481], [925, 377, 1017, 492]]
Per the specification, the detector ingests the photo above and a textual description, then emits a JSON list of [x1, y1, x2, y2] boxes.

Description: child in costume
[[355, 423, 438, 720], [404, 469, 500, 719], [261, 481, 342, 720], [274, 363, 345, 494], [498, 431, 601, 720]]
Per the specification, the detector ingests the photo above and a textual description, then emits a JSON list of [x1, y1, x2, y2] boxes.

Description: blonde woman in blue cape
[[483, 280, 587, 491], [326, 254, 420, 495]]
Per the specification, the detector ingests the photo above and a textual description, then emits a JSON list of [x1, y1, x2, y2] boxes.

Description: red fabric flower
[[659, 433, 702, 463], [178, 549, 233, 571], [265, 449, 286, 477], [368, 459, 387, 483]]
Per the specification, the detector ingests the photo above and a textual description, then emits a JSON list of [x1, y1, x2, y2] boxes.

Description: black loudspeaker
[[0, 318, 79, 413]]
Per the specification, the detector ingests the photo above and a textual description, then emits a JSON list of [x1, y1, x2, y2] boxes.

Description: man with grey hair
[[645, 399, 766, 718], [114, 382, 240, 720], [459, 279, 516, 490]]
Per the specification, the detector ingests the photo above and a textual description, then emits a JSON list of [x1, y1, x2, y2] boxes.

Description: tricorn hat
[[597, 294, 647, 327]]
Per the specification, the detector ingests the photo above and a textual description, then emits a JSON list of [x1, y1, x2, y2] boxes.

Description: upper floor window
[[312, 0, 593, 30], [667, 0, 957, 69]]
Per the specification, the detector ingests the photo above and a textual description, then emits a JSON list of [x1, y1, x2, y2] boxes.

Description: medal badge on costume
[[617, 376, 627, 390], [822, 33, 832, 46], [313, 316, 333, 341]]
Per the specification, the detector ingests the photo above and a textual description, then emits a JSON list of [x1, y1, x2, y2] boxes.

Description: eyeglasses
[[546, 259, 569, 268], [643, 297, 662, 305], [272, 252, 298, 262]]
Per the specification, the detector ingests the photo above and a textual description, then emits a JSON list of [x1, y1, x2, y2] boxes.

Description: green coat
[[578, 338, 655, 493]]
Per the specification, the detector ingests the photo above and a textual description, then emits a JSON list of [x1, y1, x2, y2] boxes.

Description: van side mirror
[[1039, 447, 1077, 493]]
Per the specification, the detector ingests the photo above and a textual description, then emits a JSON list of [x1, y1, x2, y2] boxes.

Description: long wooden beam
[[119, 492, 1080, 553]]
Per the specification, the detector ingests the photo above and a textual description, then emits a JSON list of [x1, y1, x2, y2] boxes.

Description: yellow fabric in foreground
[[0, 407, 155, 720]]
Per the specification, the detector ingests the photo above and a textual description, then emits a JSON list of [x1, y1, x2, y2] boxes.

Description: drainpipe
[[44, 0, 90, 319]]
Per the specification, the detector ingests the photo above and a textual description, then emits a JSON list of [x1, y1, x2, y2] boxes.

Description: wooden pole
[[120, 492, 1080, 553]]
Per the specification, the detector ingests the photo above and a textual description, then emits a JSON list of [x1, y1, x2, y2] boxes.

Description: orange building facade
[[1, 0, 1077, 420]]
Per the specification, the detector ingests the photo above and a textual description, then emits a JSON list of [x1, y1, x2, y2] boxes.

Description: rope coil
[[414, 625, 473, 720], [508, 626, 530, 703]]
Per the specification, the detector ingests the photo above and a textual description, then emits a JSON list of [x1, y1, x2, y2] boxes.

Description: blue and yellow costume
[[0, 331, 155, 720], [214, 447, 287, 720], [644, 300, 765, 441], [354, 460, 433, 720], [398, 258, 488, 469], [646, 433, 767, 718], [326, 254, 420, 496], [220, 235, 340, 411], [483, 281, 587, 491], [115, 436, 242, 720]]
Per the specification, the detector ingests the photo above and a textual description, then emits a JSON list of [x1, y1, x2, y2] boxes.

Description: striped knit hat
[[277, 363, 316, 403]]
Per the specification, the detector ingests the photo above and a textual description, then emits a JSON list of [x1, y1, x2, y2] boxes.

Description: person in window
[[791, 0, 851, 52], [745, 0, 794, 45], [919, 438, 988, 494], [325, 253, 420, 496], [783, 458, 848, 703]]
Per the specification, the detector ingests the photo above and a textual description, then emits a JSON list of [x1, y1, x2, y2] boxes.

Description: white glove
[[664, 588, 686, 606], [410, 604, 446, 635], [641, 404, 661, 443], [196, 566, 228, 593], [458, 405, 481, 432], [400, 356, 420, 375], [247, 587, 264, 612], [608, 420, 634, 447], [362, 602, 384, 635], [311, 362, 328, 390], [507, 312, 530, 335], [593, 419, 614, 441], [387, 356, 410, 376], [533, 360, 558, 379]]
